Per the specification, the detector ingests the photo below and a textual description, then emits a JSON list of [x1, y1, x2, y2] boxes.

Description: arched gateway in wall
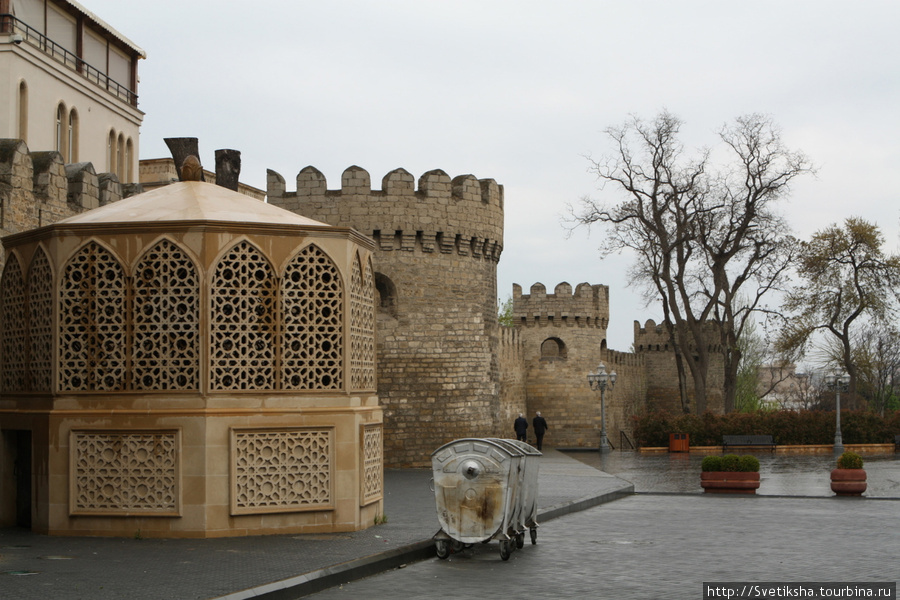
[[0, 176, 382, 538]]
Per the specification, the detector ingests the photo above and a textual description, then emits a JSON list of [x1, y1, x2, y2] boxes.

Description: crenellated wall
[[634, 319, 725, 414], [511, 281, 637, 448], [269, 165, 504, 467], [0, 139, 135, 266]]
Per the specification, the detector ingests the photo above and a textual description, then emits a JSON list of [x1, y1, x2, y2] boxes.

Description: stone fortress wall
[[268, 166, 505, 467], [3, 139, 725, 469]]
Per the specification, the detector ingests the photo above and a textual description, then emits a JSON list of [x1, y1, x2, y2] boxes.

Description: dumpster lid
[[431, 437, 528, 460]]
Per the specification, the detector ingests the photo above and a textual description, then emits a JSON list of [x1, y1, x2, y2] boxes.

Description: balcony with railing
[[2, 13, 138, 107]]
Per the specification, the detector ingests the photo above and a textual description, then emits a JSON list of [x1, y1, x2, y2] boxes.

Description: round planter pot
[[700, 471, 760, 494], [830, 468, 867, 496]]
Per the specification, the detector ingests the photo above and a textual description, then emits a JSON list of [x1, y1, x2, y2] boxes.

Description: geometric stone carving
[[59, 242, 127, 391], [70, 430, 180, 515], [231, 428, 333, 514], [0, 253, 28, 392], [133, 239, 200, 390], [28, 247, 54, 391], [361, 423, 383, 506], [210, 240, 277, 390], [281, 244, 343, 390], [350, 253, 376, 391]]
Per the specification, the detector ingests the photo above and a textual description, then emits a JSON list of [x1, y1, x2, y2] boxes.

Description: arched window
[[116, 132, 125, 178], [17, 81, 28, 142], [349, 253, 375, 391], [56, 103, 68, 160], [125, 137, 134, 183], [107, 130, 116, 173], [210, 240, 277, 390], [133, 239, 200, 390], [68, 108, 78, 162], [59, 242, 127, 391], [374, 272, 398, 318], [540, 337, 567, 360], [281, 244, 343, 390]]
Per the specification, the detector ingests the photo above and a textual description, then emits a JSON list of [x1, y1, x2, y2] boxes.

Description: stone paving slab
[[0, 449, 632, 600], [307, 494, 900, 599]]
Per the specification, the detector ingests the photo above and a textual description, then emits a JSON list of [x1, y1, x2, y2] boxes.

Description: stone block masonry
[[269, 166, 503, 467]]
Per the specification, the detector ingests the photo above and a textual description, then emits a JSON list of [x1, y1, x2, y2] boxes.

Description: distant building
[[0, 0, 144, 182], [758, 363, 811, 409]]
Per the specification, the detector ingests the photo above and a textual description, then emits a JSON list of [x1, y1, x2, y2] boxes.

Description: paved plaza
[[0, 449, 897, 599]]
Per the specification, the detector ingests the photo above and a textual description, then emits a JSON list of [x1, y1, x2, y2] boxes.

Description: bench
[[722, 435, 776, 452]]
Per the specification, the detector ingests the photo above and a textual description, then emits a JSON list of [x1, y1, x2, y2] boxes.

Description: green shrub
[[738, 455, 760, 472], [632, 409, 900, 448], [701, 454, 759, 472], [701, 455, 723, 472], [836, 451, 864, 469], [721, 454, 741, 472]]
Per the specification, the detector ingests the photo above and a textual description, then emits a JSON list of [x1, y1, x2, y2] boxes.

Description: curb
[[215, 483, 635, 599]]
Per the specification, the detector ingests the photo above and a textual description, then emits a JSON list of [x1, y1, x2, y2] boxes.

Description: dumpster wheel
[[499, 539, 512, 561], [515, 532, 525, 549], [530, 528, 537, 545], [435, 540, 450, 559]]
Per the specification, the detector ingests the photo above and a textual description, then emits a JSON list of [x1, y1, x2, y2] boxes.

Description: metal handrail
[[1, 14, 137, 106], [620, 430, 635, 451]]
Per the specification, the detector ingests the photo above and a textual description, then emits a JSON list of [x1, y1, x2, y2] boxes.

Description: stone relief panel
[[281, 244, 343, 390], [210, 240, 277, 390], [28, 248, 54, 391], [59, 242, 127, 391], [70, 430, 180, 515], [133, 239, 200, 390], [361, 423, 383, 505], [231, 428, 333, 514], [0, 254, 28, 392], [350, 254, 376, 391]]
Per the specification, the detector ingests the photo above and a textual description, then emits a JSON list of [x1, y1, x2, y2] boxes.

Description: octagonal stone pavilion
[[0, 178, 382, 537]]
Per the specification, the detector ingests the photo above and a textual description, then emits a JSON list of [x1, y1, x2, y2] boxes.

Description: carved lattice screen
[[70, 430, 180, 515], [231, 428, 333, 514], [350, 254, 375, 390], [210, 241, 277, 390], [28, 248, 54, 391], [0, 255, 27, 391], [361, 423, 383, 505], [281, 244, 343, 390], [133, 239, 200, 390], [59, 242, 127, 391]]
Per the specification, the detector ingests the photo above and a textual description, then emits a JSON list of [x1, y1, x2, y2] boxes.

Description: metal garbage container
[[431, 437, 541, 561]]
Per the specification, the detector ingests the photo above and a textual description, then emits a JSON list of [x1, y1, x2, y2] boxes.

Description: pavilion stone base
[[1, 395, 383, 538]]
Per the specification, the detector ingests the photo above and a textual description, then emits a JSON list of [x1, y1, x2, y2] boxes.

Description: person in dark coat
[[514, 413, 528, 442], [532, 411, 549, 451]]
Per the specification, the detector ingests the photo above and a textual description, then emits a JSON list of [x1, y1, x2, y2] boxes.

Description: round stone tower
[[268, 166, 503, 467]]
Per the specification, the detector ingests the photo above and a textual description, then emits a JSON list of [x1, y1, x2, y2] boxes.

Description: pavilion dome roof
[[58, 181, 328, 227]]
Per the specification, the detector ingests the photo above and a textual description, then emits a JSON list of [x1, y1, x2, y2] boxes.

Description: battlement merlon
[[511, 282, 610, 328], [267, 166, 504, 261], [634, 318, 725, 353]]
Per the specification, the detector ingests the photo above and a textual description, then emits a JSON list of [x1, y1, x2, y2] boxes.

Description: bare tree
[[779, 218, 900, 405], [852, 322, 900, 415], [570, 112, 811, 413]]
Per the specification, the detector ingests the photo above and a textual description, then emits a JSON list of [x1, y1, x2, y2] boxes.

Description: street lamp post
[[824, 372, 850, 455], [587, 361, 617, 453]]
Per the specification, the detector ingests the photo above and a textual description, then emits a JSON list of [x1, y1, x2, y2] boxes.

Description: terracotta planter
[[830, 468, 867, 496], [700, 471, 760, 494]]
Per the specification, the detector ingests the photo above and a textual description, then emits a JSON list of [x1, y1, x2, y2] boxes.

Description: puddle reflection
[[567, 451, 900, 497]]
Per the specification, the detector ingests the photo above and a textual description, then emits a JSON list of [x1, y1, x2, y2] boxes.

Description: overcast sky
[[85, 0, 900, 350]]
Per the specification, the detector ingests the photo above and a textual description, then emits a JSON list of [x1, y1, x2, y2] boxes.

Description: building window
[[540, 337, 567, 360], [68, 108, 79, 162], [56, 103, 68, 160], [107, 130, 116, 173], [125, 137, 134, 183], [116, 133, 125, 179], [18, 81, 28, 142]]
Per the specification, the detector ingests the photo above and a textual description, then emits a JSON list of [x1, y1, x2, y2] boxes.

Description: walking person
[[514, 413, 528, 442], [532, 411, 549, 451]]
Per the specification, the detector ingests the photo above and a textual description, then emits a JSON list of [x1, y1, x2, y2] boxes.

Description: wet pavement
[[569, 451, 900, 497]]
